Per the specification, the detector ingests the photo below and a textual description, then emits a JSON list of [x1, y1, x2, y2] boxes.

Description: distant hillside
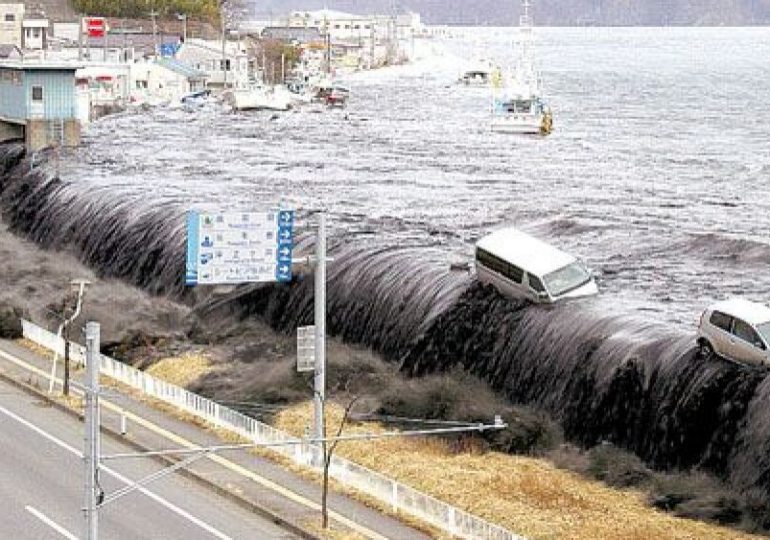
[[247, 0, 770, 25], [28, 0, 220, 22]]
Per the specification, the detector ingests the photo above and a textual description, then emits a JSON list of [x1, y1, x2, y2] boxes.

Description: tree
[[321, 396, 361, 529]]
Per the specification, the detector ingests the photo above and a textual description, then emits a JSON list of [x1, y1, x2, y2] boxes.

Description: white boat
[[227, 83, 293, 112], [490, 0, 553, 135], [459, 57, 498, 86]]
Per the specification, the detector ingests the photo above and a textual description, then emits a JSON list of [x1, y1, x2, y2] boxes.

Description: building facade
[[0, 3, 24, 47]]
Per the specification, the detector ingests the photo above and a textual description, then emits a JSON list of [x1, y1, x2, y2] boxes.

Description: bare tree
[[321, 396, 361, 529]]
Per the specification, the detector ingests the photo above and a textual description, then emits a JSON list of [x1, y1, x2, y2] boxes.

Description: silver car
[[696, 298, 770, 366]]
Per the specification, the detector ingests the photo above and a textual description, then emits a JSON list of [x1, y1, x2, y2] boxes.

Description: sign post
[[313, 213, 327, 466]]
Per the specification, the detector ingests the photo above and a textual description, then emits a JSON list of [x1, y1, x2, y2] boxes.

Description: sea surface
[[60, 26, 770, 327]]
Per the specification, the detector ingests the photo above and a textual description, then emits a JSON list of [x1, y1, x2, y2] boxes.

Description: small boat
[[458, 58, 498, 86], [227, 83, 292, 112], [490, 0, 553, 135], [313, 79, 350, 108]]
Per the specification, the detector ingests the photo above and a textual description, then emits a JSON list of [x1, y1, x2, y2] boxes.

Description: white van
[[475, 227, 598, 303]]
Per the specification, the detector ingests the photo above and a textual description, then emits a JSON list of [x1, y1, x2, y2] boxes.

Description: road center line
[[25, 505, 79, 540], [0, 403, 233, 540]]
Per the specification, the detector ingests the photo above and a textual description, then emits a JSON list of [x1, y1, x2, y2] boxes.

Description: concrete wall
[[25, 118, 80, 152]]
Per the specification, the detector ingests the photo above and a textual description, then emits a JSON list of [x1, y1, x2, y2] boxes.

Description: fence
[[22, 319, 526, 540]]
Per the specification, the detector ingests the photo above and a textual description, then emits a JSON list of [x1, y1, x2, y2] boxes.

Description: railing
[[22, 319, 526, 540]]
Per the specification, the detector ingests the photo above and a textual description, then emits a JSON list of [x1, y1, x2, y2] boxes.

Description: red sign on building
[[83, 18, 106, 38]]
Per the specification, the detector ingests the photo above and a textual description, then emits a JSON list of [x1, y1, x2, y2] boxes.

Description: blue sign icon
[[276, 263, 292, 282], [278, 210, 294, 226]]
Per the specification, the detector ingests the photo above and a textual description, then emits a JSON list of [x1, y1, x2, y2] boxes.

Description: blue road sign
[[185, 209, 294, 286]]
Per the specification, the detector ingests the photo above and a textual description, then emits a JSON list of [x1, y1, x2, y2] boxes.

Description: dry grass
[[146, 353, 214, 387], [274, 402, 766, 540]]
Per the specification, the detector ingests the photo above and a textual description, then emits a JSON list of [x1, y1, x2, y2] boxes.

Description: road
[[0, 377, 298, 540]]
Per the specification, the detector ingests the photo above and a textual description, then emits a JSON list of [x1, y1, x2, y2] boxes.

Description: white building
[[176, 39, 248, 88], [287, 9, 378, 43], [131, 58, 207, 103], [0, 3, 24, 47], [22, 15, 48, 50]]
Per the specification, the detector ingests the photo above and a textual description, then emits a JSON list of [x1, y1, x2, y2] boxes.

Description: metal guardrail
[[22, 319, 526, 540]]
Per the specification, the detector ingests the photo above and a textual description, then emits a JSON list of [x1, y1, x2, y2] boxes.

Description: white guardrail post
[[21, 320, 526, 540]]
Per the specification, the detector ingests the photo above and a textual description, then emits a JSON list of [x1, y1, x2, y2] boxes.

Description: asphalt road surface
[[0, 378, 299, 539]]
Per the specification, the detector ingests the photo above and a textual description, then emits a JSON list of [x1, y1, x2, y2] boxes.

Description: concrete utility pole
[[150, 10, 159, 55], [83, 321, 101, 540], [313, 213, 327, 463]]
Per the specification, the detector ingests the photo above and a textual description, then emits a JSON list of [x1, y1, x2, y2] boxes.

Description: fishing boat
[[491, 0, 553, 135], [458, 57, 498, 86], [226, 82, 293, 112]]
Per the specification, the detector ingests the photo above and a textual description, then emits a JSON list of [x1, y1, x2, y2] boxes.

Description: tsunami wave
[[1, 143, 769, 499]]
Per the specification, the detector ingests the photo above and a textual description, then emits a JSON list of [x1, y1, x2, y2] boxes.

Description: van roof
[[476, 227, 577, 276], [710, 298, 770, 326]]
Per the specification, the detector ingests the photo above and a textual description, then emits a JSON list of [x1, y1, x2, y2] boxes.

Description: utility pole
[[150, 9, 159, 56], [313, 213, 327, 465], [83, 321, 101, 540], [221, 8, 227, 88]]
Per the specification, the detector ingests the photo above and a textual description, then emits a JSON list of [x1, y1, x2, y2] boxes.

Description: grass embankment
[[146, 353, 213, 387], [275, 402, 765, 540]]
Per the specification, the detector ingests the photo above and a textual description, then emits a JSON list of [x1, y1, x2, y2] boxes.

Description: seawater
[[58, 26, 770, 325]]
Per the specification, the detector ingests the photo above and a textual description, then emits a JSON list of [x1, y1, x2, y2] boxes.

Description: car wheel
[[698, 340, 714, 359]]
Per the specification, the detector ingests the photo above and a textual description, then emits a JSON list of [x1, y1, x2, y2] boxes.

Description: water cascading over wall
[[1, 144, 770, 497]]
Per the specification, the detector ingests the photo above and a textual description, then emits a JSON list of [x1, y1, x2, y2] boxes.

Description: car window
[[733, 319, 765, 349], [758, 322, 770, 347], [709, 311, 732, 332], [506, 264, 523, 284], [528, 274, 545, 292]]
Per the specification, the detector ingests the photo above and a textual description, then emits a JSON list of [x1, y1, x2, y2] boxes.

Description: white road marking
[[0, 346, 391, 540], [0, 404, 233, 540], [25, 505, 79, 540]]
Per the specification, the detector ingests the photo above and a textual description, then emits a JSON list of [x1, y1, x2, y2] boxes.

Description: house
[[131, 57, 207, 103], [22, 11, 48, 50], [0, 3, 24, 47], [287, 9, 378, 43], [176, 39, 248, 88], [0, 60, 81, 151], [260, 26, 323, 45], [0, 43, 21, 59]]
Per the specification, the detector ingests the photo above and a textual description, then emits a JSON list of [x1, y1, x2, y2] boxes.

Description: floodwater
[[4, 27, 770, 494], [58, 26, 770, 326]]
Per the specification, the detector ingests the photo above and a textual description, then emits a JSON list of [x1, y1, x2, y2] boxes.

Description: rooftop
[[0, 60, 80, 71], [709, 299, 770, 325], [476, 227, 578, 276]]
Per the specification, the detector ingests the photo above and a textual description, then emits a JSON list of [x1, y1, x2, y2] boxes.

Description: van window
[[733, 319, 765, 349], [476, 248, 521, 284], [528, 274, 545, 292], [709, 311, 732, 332], [543, 262, 591, 297], [506, 264, 523, 284]]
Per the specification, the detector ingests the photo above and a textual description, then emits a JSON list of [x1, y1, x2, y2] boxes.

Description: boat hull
[[491, 112, 553, 135]]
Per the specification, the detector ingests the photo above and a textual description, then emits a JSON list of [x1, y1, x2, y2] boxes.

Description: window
[[543, 262, 592, 297], [709, 311, 732, 332], [528, 274, 545, 293], [758, 322, 770, 347], [31, 86, 43, 101], [476, 248, 523, 284], [4, 14, 15, 22], [733, 319, 765, 349]]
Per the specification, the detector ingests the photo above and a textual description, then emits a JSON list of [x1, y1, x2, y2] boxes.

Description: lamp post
[[63, 279, 90, 396]]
